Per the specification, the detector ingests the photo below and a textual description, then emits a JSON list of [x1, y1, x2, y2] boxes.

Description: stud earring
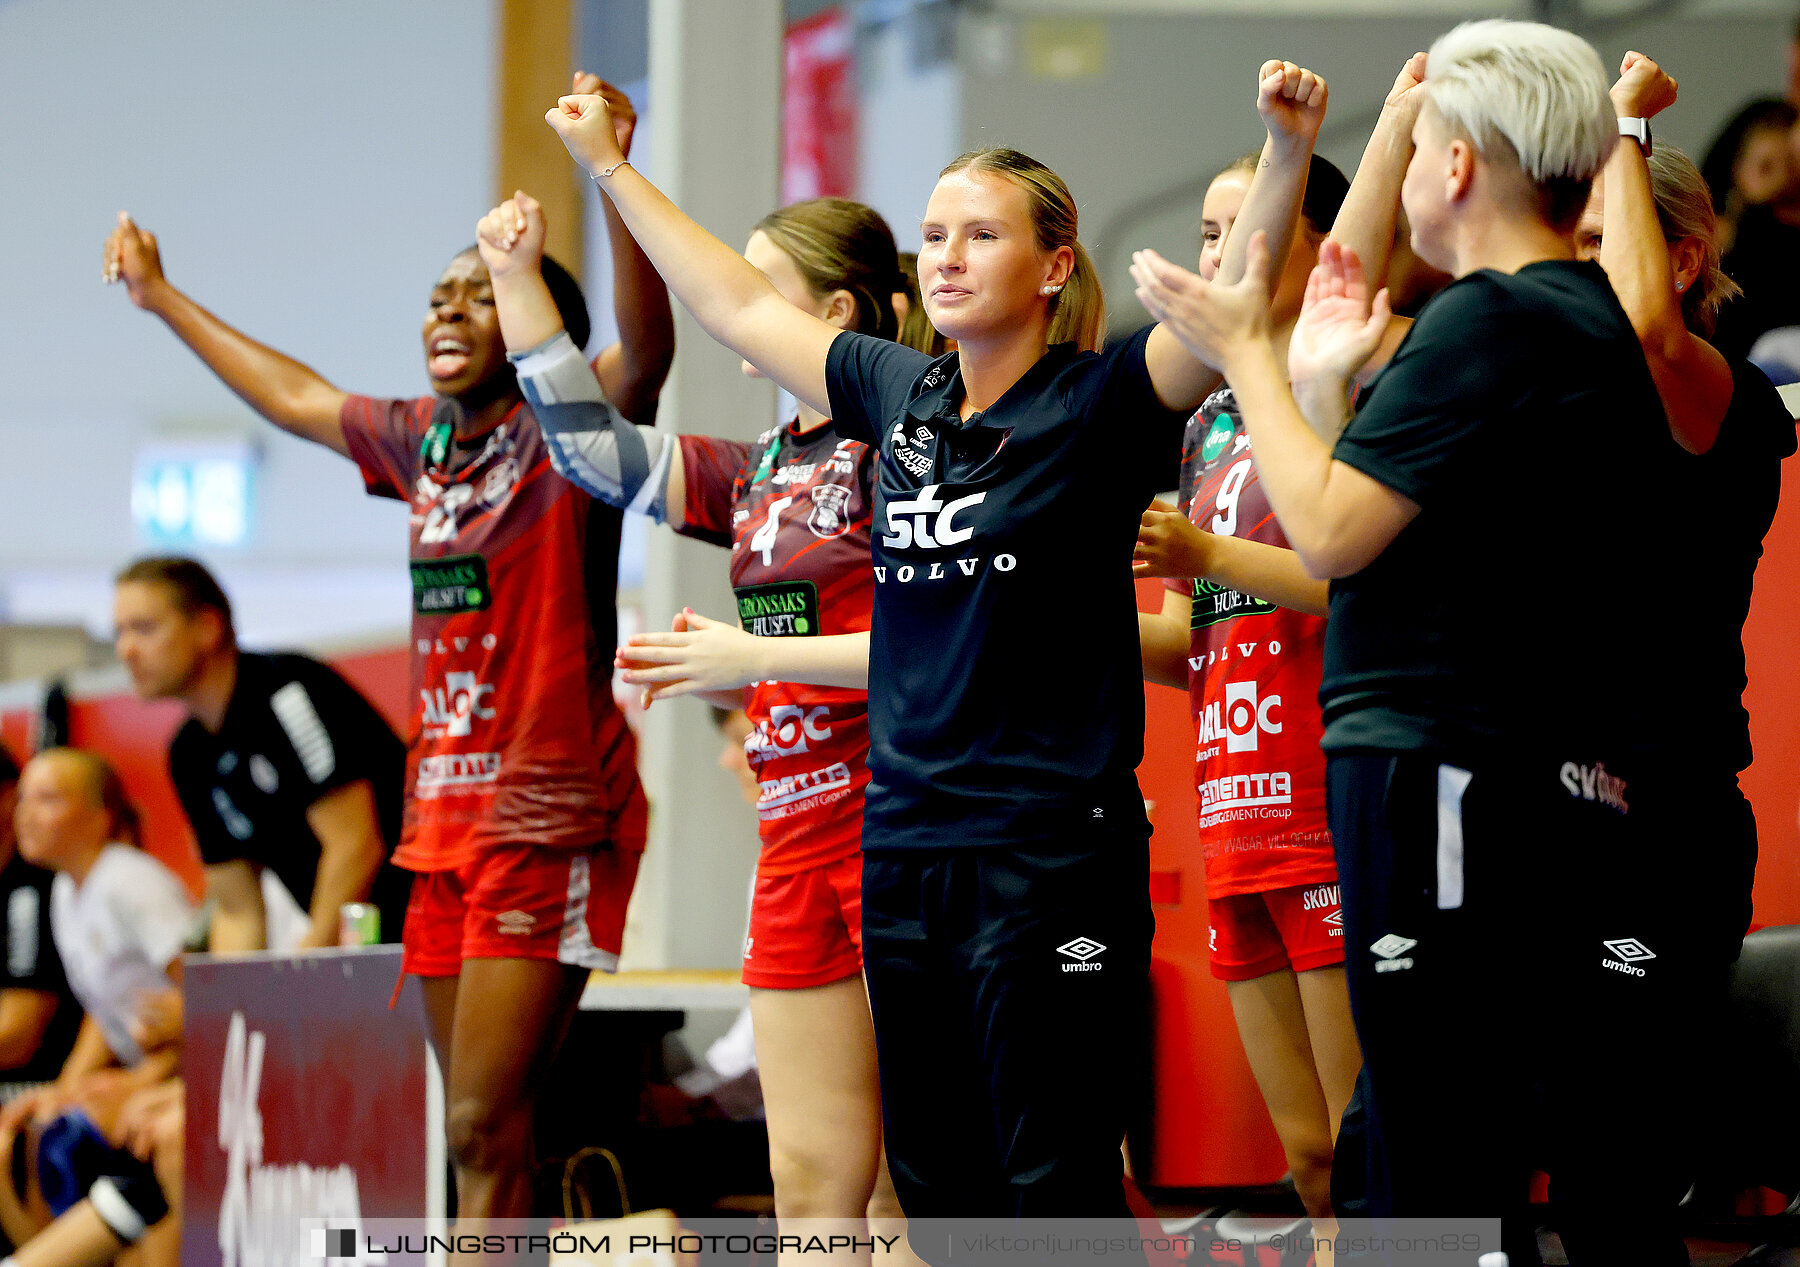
[[1676, 281, 1686, 292], [1041, 284, 1063, 296]]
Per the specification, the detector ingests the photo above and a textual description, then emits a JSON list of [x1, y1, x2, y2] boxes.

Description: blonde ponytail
[[1049, 241, 1105, 353]]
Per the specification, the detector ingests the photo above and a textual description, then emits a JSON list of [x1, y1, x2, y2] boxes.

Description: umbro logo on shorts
[[1602, 937, 1655, 977], [496, 909, 536, 935], [1371, 933, 1416, 973], [1058, 937, 1105, 973]]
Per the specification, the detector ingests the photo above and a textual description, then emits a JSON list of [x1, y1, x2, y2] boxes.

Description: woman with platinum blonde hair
[[1132, 20, 1710, 1264]]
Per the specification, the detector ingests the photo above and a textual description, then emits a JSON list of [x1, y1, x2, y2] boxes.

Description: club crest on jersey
[[808, 484, 853, 538], [479, 457, 520, 512]]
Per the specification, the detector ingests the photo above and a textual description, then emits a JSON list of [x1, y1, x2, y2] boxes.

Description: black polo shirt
[[825, 326, 1188, 850], [0, 851, 78, 1082], [1687, 355, 1797, 773], [1322, 260, 1678, 756], [168, 652, 409, 940]]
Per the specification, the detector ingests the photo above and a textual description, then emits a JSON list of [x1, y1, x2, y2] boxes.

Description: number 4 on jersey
[[750, 496, 795, 567]]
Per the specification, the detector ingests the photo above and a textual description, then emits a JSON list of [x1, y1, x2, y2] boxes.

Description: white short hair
[[1425, 19, 1616, 186]]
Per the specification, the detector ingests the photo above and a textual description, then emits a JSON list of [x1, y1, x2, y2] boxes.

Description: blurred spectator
[[708, 706, 761, 810], [10, 750, 189, 1092], [0, 750, 192, 1248], [1715, 121, 1800, 360], [113, 558, 410, 951], [1788, 9, 1800, 107], [0, 748, 80, 1092], [1747, 326, 1800, 385], [1700, 97, 1796, 252], [0, 1080, 180, 1267]]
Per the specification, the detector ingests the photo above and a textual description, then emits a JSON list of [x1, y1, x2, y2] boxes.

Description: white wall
[[0, 0, 497, 641], [856, 8, 963, 252]]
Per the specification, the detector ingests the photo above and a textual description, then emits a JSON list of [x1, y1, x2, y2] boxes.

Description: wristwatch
[[1618, 116, 1652, 156]]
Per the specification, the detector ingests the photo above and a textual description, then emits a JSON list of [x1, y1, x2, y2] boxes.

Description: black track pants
[[1327, 752, 1739, 1267], [862, 838, 1152, 1230]]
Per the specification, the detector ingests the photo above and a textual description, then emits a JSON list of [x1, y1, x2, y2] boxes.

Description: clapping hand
[[1134, 498, 1215, 580], [1132, 232, 1277, 370], [617, 609, 764, 707], [1286, 240, 1391, 388]]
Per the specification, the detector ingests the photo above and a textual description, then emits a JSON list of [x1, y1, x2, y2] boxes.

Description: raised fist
[[103, 212, 167, 310], [476, 190, 547, 277], [1385, 52, 1429, 114], [547, 92, 626, 176], [1256, 60, 1328, 146], [1612, 51, 1677, 121], [573, 72, 639, 158]]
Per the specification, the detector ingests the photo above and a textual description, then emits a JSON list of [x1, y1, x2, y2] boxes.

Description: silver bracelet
[[593, 159, 631, 180]]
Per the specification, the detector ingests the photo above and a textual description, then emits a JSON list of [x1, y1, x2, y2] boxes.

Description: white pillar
[[621, 0, 783, 972]]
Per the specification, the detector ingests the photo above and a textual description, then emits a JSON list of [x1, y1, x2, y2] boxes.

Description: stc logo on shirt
[[880, 484, 986, 550], [420, 671, 496, 738], [874, 484, 1018, 584]]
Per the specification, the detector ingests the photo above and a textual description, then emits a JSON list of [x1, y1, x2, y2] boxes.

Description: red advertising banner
[[183, 946, 439, 1266], [783, 7, 858, 203]]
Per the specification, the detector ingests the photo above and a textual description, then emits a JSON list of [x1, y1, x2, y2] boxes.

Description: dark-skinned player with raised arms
[[103, 76, 672, 1256]]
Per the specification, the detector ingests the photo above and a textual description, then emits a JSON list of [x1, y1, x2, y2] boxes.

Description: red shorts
[[402, 841, 641, 978], [1207, 881, 1346, 981], [742, 853, 863, 990]]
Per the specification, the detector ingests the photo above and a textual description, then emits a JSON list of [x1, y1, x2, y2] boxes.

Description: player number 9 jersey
[[1170, 389, 1336, 897]]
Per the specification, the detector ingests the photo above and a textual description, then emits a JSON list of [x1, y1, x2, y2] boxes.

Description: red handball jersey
[[342, 395, 647, 873], [1168, 388, 1336, 896], [677, 420, 875, 875]]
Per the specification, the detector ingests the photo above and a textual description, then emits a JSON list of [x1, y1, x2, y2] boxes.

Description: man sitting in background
[[112, 558, 410, 950]]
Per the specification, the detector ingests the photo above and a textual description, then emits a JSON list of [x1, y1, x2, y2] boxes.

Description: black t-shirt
[[1322, 260, 1679, 755], [168, 652, 409, 939], [0, 852, 79, 1082], [1684, 356, 1797, 771], [1715, 206, 1800, 362], [825, 326, 1189, 849]]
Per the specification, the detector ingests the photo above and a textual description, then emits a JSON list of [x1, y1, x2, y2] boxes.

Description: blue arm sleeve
[[510, 332, 674, 521]]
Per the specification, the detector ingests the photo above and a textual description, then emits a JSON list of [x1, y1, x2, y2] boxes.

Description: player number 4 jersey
[[1171, 388, 1336, 896], [678, 420, 875, 875]]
